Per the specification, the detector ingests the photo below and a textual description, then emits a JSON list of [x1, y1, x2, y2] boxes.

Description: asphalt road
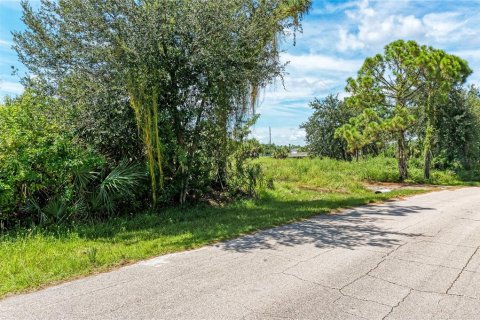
[[2, 187, 480, 319]]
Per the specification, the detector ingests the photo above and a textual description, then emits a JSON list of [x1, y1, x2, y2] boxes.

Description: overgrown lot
[[2, 156, 470, 298]]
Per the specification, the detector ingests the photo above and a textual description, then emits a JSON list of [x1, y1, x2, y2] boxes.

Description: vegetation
[[2, 0, 312, 228], [337, 40, 471, 180], [1, 156, 436, 298], [301, 94, 357, 160], [304, 40, 479, 182], [272, 146, 290, 159], [1, 0, 480, 300]]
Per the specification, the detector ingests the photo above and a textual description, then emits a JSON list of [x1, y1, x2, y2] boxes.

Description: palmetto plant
[[72, 164, 99, 193], [96, 160, 146, 215], [23, 196, 70, 226], [24, 160, 146, 225]]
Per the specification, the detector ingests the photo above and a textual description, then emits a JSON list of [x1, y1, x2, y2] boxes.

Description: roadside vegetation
[[2, 157, 428, 298], [1, 0, 480, 300]]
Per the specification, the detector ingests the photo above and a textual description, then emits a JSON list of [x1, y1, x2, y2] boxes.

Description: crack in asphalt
[[459, 217, 480, 222], [279, 271, 392, 307], [421, 239, 478, 249], [382, 289, 413, 320], [446, 246, 480, 294]]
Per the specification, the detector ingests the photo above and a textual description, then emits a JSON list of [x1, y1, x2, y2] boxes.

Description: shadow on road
[[7, 194, 433, 258], [219, 203, 433, 253]]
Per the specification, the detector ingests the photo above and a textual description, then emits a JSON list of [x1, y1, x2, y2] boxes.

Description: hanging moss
[[127, 77, 163, 205]]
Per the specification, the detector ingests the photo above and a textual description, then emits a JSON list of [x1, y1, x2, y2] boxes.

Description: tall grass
[[255, 156, 470, 187]]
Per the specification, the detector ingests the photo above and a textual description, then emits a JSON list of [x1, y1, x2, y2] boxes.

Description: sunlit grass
[[2, 156, 472, 298]]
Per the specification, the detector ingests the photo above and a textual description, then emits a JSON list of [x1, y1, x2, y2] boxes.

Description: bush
[[0, 92, 106, 228], [272, 146, 289, 159], [0, 93, 147, 230]]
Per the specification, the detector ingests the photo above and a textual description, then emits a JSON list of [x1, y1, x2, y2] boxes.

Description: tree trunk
[[179, 174, 189, 207], [424, 151, 432, 180], [423, 122, 434, 180], [397, 131, 408, 181], [423, 92, 436, 180], [179, 105, 205, 206], [216, 108, 229, 190]]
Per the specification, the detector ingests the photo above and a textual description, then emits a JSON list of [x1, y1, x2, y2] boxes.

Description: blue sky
[[1, 0, 480, 145]]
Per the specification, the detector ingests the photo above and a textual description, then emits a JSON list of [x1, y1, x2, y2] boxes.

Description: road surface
[[2, 187, 480, 319]]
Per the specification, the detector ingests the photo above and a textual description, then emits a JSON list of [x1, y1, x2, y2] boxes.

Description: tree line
[[0, 0, 312, 229], [302, 40, 479, 181]]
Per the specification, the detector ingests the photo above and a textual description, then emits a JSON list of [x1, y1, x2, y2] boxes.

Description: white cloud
[[397, 15, 424, 38], [422, 12, 470, 41], [336, 0, 478, 52], [263, 76, 336, 103], [452, 49, 480, 61], [253, 51, 361, 138], [321, 0, 361, 14], [0, 80, 23, 95], [338, 28, 365, 51], [0, 39, 13, 49], [282, 52, 362, 73], [339, 2, 424, 51], [255, 52, 361, 119]]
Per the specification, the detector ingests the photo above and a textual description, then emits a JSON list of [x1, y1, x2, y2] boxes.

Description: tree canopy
[[336, 40, 471, 180], [13, 0, 311, 205], [301, 94, 356, 160]]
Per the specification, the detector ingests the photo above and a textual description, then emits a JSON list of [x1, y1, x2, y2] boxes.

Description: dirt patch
[[363, 181, 458, 193]]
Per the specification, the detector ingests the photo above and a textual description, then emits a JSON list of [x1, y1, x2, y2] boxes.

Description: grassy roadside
[[0, 156, 472, 298]]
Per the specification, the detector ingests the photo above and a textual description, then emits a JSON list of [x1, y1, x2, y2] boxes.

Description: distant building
[[289, 149, 309, 158]]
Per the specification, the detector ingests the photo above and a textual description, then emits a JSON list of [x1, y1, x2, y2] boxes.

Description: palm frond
[[43, 197, 68, 222], [72, 165, 99, 192], [97, 160, 146, 214]]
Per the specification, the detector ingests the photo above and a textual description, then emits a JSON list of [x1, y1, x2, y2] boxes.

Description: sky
[[1, 0, 480, 145]]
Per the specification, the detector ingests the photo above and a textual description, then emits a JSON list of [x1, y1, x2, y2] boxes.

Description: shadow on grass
[[65, 193, 433, 253]]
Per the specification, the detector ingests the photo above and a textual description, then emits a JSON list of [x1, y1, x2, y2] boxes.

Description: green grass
[[255, 156, 477, 186], [0, 156, 472, 298]]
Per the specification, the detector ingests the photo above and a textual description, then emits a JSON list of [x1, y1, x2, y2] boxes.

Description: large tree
[[14, 0, 311, 205], [431, 86, 480, 170], [417, 47, 471, 179], [338, 40, 471, 181], [341, 40, 425, 180]]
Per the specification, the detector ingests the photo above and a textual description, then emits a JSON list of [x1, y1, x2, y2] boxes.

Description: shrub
[[0, 92, 106, 228], [0, 93, 147, 229], [272, 146, 289, 159]]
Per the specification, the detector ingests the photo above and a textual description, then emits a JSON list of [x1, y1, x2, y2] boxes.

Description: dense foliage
[[0, 0, 313, 230], [301, 94, 357, 159], [303, 40, 478, 182], [427, 86, 480, 170], [0, 92, 151, 229], [13, 0, 311, 208]]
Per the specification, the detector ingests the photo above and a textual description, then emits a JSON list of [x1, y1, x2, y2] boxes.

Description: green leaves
[[301, 94, 356, 160], [338, 39, 472, 179], [12, 0, 312, 209], [96, 161, 146, 215], [0, 91, 105, 227], [335, 108, 384, 158]]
